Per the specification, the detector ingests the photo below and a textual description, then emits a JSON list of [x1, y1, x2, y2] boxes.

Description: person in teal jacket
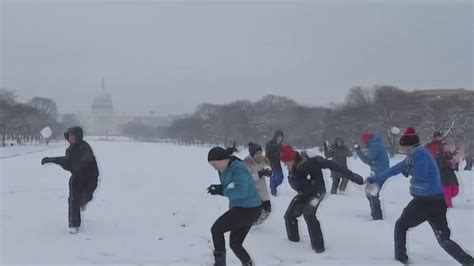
[[207, 146, 262, 266]]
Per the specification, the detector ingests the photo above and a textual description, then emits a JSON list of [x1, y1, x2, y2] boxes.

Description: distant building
[[413, 88, 474, 102], [75, 80, 170, 136]]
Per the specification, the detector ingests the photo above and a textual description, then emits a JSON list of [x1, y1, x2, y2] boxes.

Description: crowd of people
[[40, 126, 473, 265]]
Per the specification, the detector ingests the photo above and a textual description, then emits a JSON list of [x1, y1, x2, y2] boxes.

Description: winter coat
[[425, 139, 443, 159], [218, 157, 262, 209], [287, 153, 360, 198], [355, 135, 390, 176], [324, 139, 352, 178], [371, 146, 444, 198], [437, 152, 459, 186], [243, 156, 271, 201], [265, 130, 284, 172], [54, 127, 99, 182]]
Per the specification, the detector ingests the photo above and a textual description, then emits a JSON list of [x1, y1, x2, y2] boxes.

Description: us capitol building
[[75, 81, 169, 136]]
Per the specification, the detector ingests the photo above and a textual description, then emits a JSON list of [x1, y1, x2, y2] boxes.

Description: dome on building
[[91, 79, 114, 115]]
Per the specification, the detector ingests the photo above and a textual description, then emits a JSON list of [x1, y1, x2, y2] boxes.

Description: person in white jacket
[[243, 142, 273, 225]]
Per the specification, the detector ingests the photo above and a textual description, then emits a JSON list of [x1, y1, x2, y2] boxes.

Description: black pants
[[366, 183, 383, 220], [331, 176, 349, 194], [395, 196, 473, 264], [465, 157, 473, 171], [284, 194, 324, 251], [68, 176, 98, 228], [211, 206, 262, 264]]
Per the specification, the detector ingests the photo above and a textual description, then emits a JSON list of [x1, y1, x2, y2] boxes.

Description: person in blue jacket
[[207, 146, 262, 266], [366, 127, 473, 265], [354, 132, 390, 220]]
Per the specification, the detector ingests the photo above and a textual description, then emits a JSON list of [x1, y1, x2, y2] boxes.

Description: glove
[[207, 184, 224, 196], [365, 177, 376, 184], [41, 157, 57, 165], [351, 173, 364, 185], [402, 169, 409, 177], [353, 143, 360, 150], [258, 169, 272, 178]]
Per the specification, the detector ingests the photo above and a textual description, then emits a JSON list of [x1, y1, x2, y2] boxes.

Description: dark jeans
[[331, 176, 349, 194], [284, 194, 324, 251], [68, 176, 97, 228], [211, 206, 262, 264], [395, 196, 473, 264], [366, 183, 383, 220], [465, 157, 473, 171]]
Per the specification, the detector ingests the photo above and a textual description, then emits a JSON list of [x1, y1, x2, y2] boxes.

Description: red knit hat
[[280, 144, 297, 162], [360, 132, 373, 144], [399, 127, 420, 147]]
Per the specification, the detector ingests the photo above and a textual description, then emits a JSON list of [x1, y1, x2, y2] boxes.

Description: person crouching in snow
[[438, 143, 460, 208], [41, 127, 99, 234], [280, 144, 364, 253], [365, 127, 473, 265], [207, 146, 262, 266], [243, 142, 273, 225]]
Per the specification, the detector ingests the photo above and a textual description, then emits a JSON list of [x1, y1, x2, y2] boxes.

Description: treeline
[[0, 89, 73, 146], [161, 86, 474, 152]]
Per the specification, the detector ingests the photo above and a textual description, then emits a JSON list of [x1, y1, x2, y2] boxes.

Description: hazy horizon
[[1, 1, 472, 116]]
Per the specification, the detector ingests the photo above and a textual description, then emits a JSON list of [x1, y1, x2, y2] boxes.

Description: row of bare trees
[[162, 87, 473, 153], [0, 89, 63, 146]]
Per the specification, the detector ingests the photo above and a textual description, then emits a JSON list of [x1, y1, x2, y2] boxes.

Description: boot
[[213, 251, 226, 266], [242, 260, 253, 266]]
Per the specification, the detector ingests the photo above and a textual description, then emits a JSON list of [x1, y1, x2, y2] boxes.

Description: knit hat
[[208, 147, 233, 161], [280, 144, 297, 162], [248, 142, 263, 157], [360, 132, 373, 144], [399, 127, 420, 147]]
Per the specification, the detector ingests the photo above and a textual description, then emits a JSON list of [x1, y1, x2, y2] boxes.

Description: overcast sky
[[1, 0, 472, 116]]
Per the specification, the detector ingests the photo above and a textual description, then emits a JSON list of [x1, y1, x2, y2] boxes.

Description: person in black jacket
[[41, 126, 99, 234], [464, 144, 473, 171], [323, 138, 353, 194], [280, 144, 364, 253], [265, 129, 285, 196]]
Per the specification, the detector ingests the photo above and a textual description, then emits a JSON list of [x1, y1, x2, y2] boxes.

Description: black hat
[[208, 147, 233, 161], [433, 131, 443, 138], [273, 129, 284, 139], [399, 127, 420, 147], [248, 142, 263, 157]]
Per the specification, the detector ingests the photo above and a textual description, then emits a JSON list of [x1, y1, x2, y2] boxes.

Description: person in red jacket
[[425, 131, 444, 158]]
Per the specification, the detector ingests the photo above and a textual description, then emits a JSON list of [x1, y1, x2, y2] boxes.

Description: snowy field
[[1, 141, 473, 265]]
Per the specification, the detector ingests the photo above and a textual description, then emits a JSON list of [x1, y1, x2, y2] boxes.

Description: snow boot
[[213, 251, 226, 266], [69, 227, 79, 234]]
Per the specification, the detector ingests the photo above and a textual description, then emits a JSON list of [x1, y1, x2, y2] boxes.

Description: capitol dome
[[91, 80, 114, 115]]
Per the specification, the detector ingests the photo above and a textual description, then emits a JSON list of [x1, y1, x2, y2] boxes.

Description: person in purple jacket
[[366, 127, 473, 265]]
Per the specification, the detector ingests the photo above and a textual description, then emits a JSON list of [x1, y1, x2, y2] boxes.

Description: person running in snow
[[207, 146, 262, 266], [323, 137, 353, 194], [265, 129, 285, 196], [243, 142, 273, 225], [354, 132, 390, 220], [280, 144, 364, 253], [465, 144, 473, 171], [365, 127, 474, 265], [438, 143, 460, 208], [41, 126, 99, 234], [425, 131, 444, 159]]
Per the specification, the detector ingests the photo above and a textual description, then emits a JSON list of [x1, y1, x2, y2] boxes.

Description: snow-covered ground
[[1, 141, 473, 265]]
